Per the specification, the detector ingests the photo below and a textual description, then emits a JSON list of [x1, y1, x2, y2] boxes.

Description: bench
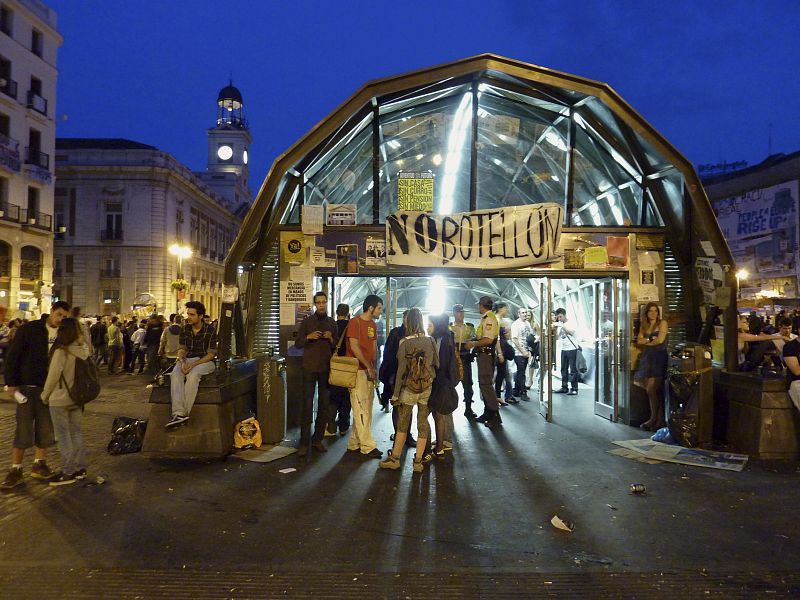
[[141, 359, 257, 459], [714, 369, 800, 459]]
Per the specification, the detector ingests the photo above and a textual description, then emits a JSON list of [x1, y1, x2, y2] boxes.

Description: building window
[[19, 246, 41, 280], [176, 209, 183, 241], [31, 28, 42, 57], [105, 202, 122, 240], [102, 289, 120, 314], [190, 208, 198, 251], [53, 257, 61, 277], [0, 56, 14, 99], [0, 5, 12, 36], [27, 186, 39, 222], [0, 112, 8, 137], [102, 257, 119, 277], [65, 254, 73, 274], [0, 175, 8, 206]]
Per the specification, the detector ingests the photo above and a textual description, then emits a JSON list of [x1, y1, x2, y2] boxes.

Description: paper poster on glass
[[365, 237, 386, 267], [327, 204, 357, 226], [563, 248, 585, 269], [336, 244, 359, 274], [397, 172, 434, 212]]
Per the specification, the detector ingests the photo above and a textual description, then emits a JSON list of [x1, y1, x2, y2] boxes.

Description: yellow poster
[[584, 246, 608, 268], [281, 232, 305, 265], [398, 173, 434, 212]]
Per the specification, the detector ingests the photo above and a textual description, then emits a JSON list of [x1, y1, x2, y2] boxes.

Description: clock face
[[243, 149, 249, 165], [217, 145, 233, 161]]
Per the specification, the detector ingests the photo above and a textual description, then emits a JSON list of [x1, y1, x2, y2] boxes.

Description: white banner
[[386, 203, 563, 268]]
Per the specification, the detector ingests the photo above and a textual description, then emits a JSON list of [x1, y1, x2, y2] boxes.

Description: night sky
[[49, 1, 800, 193]]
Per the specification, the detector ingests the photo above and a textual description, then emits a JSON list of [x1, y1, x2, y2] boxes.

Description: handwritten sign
[[386, 204, 563, 269]]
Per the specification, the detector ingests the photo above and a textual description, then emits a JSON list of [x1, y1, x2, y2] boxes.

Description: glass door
[[593, 277, 629, 421]]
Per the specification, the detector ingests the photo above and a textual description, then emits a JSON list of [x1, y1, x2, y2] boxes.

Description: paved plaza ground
[[0, 370, 798, 598]]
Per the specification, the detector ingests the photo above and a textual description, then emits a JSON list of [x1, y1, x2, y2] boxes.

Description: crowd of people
[[0, 301, 219, 490], [295, 292, 561, 472]]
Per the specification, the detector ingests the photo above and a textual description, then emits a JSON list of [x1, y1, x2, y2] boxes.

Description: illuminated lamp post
[[169, 243, 192, 311], [736, 269, 748, 300]]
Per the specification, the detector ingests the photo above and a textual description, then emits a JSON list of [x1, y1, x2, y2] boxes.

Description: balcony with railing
[[26, 90, 47, 116], [100, 228, 123, 242], [25, 147, 49, 169], [19, 208, 52, 231], [19, 259, 41, 280], [0, 202, 20, 223], [0, 77, 17, 100], [0, 132, 20, 172], [100, 268, 121, 278]]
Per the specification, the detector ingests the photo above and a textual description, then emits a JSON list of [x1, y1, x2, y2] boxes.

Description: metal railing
[[26, 90, 47, 115], [0, 202, 20, 222], [0, 78, 17, 99], [25, 147, 49, 169], [100, 268, 121, 278], [19, 208, 52, 230], [100, 228, 123, 241]]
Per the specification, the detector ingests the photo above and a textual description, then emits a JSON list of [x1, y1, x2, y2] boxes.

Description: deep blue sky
[[49, 1, 800, 193]]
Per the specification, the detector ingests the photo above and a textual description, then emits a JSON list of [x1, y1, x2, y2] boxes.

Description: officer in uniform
[[465, 296, 502, 427], [449, 304, 477, 420]]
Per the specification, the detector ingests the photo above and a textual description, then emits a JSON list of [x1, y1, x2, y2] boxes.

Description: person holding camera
[[553, 308, 579, 395], [294, 292, 338, 457]]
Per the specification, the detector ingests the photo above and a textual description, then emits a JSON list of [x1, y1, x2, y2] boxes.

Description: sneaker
[[30, 461, 55, 481], [464, 408, 478, 421], [323, 427, 337, 438], [379, 454, 401, 470], [420, 451, 434, 464], [165, 415, 189, 430], [1, 467, 23, 490], [311, 441, 328, 453], [554, 388, 569, 394], [433, 448, 446, 460], [49, 471, 77, 487], [412, 458, 424, 473], [442, 442, 453, 452], [73, 469, 88, 480], [363, 448, 383, 459], [568, 390, 578, 396]]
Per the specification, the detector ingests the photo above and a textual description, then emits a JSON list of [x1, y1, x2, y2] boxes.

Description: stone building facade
[[53, 139, 243, 318], [0, 0, 61, 316]]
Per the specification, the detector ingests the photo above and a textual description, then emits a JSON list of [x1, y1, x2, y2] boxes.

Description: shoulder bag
[[566, 333, 588, 374], [329, 323, 360, 389]]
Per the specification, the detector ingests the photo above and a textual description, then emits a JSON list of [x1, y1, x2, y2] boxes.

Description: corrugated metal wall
[[252, 241, 280, 355], [664, 241, 688, 350]]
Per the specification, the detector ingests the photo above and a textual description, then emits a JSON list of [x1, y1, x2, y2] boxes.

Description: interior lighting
[[432, 154, 443, 166], [440, 92, 472, 214], [545, 131, 567, 152], [0, 290, 5, 298], [416, 154, 424, 160], [426, 275, 446, 315]]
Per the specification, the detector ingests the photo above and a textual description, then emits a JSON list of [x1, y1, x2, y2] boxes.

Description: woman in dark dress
[[635, 302, 669, 431]]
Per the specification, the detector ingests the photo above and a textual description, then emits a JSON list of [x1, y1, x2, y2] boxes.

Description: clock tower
[[199, 83, 253, 208]]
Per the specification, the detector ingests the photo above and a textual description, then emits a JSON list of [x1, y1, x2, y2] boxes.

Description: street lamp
[[169, 243, 192, 279], [736, 269, 749, 299]]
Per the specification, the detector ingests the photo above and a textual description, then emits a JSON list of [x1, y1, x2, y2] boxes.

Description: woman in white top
[[41, 318, 92, 486]]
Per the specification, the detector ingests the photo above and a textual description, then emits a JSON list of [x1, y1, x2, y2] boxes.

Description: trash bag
[[666, 366, 700, 448], [233, 417, 262, 449], [650, 426, 676, 444], [107, 416, 147, 455]]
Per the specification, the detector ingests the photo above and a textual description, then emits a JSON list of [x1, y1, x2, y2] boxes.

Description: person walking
[[326, 304, 352, 436], [345, 294, 383, 459], [464, 296, 502, 427], [144, 316, 164, 375], [90, 316, 108, 365], [379, 308, 438, 473], [107, 316, 123, 374], [41, 318, 92, 486], [130, 320, 147, 374], [294, 291, 338, 457], [1, 301, 71, 490]]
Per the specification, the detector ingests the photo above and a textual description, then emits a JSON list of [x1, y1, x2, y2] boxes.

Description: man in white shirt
[[510, 308, 533, 400], [553, 308, 579, 395]]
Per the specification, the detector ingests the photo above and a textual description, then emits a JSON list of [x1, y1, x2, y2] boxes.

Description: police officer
[[464, 296, 502, 428], [449, 304, 477, 420]]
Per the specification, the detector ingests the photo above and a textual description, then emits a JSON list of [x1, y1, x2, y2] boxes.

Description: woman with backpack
[[41, 318, 92, 486], [379, 308, 439, 473], [429, 313, 459, 459]]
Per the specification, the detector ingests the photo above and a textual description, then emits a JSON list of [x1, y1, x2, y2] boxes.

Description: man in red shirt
[[345, 294, 383, 458]]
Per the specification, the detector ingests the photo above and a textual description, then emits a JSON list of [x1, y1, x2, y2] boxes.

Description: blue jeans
[[560, 349, 578, 392], [49, 406, 86, 474]]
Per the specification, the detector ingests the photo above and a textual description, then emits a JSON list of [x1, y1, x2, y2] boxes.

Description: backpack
[[60, 353, 101, 406], [403, 337, 435, 394]]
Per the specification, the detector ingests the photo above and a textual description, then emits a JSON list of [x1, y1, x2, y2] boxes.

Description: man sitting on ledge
[[166, 301, 217, 430]]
